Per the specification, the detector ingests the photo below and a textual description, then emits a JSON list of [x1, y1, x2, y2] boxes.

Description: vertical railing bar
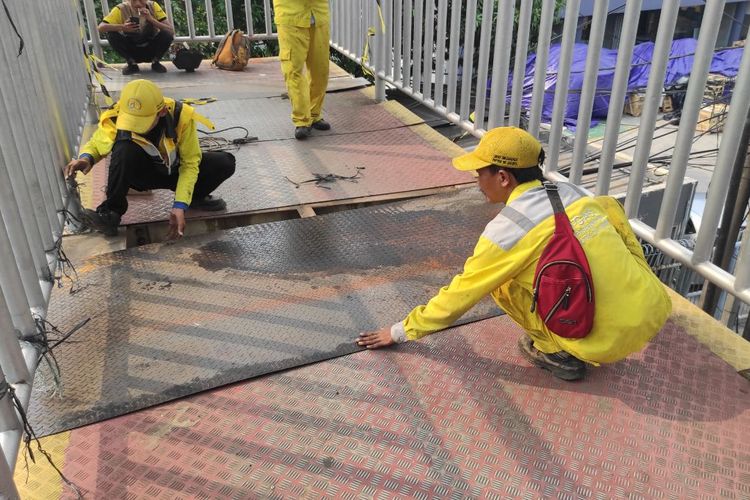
[[509, 0, 532, 127], [383, 0, 393, 83], [487, 0, 514, 128], [403, 0, 413, 90], [82, 0, 104, 60], [0, 219, 37, 337], [545, 0, 581, 174], [445, 0, 461, 114], [412, 0, 424, 96], [393, 0, 403, 85], [655, 0, 726, 240], [165, 0, 175, 32], [459, 0, 477, 122], [185, 0, 197, 39], [205, 0, 215, 41], [528, 0, 554, 136], [596, 0, 642, 195], [433, 0, 448, 110], [245, 0, 253, 34], [421, 0, 434, 102], [569, 0, 608, 184], [375, 0, 386, 100], [264, 0, 272, 36], [473, 0, 495, 130], [225, 0, 234, 32], [623, 0, 679, 218]]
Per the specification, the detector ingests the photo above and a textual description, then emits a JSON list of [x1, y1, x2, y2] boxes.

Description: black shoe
[[122, 63, 140, 75], [151, 61, 167, 73], [190, 195, 227, 211], [311, 119, 331, 131], [294, 126, 312, 140], [82, 208, 121, 237], [517, 336, 586, 381]]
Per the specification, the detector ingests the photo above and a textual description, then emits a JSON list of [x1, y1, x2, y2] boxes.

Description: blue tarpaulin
[[522, 37, 741, 127]]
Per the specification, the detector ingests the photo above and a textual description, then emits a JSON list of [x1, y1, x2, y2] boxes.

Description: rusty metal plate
[[30, 190, 501, 437], [98, 89, 472, 225], [20, 314, 750, 498]]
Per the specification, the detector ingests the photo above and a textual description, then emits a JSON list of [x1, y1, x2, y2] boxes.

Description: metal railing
[[82, 0, 278, 61], [330, 0, 750, 323], [0, 0, 91, 496]]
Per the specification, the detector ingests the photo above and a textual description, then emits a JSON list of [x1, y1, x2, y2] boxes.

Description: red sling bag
[[530, 183, 595, 338]]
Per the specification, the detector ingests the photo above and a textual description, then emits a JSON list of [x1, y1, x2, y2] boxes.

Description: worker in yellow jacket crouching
[[65, 79, 235, 239], [357, 127, 671, 381]]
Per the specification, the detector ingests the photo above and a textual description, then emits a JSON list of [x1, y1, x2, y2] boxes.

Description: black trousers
[[107, 30, 174, 63], [99, 139, 236, 215]]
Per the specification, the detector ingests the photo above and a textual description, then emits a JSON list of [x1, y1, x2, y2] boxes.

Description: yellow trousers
[[277, 23, 330, 127]]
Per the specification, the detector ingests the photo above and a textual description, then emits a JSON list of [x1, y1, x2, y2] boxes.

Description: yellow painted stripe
[[666, 288, 750, 371], [14, 431, 71, 499]]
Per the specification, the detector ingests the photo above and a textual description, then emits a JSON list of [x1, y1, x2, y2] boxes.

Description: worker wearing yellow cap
[[65, 79, 235, 239], [357, 127, 671, 381], [273, 0, 331, 140]]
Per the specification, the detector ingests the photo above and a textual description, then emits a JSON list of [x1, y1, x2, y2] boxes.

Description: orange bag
[[212, 30, 251, 71]]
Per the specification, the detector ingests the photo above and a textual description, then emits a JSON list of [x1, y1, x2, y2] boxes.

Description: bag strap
[[543, 182, 575, 237]]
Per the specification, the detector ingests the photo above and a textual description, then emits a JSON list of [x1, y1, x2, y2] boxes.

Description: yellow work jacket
[[394, 180, 672, 365], [273, 0, 329, 27], [79, 98, 214, 206]]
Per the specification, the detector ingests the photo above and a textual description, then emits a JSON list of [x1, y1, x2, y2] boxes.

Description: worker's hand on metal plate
[[167, 208, 186, 240], [121, 22, 140, 33], [64, 158, 93, 179], [356, 327, 394, 349]]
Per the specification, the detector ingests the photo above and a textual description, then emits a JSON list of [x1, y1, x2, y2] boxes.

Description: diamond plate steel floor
[[31, 190, 500, 437], [85, 58, 471, 226], [18, 306, 750, 499]]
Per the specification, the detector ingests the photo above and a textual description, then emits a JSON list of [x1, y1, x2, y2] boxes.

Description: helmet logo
[[127, 98, 142, 111]]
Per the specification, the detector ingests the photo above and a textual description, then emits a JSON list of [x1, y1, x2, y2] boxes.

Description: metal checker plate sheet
[[19, 315, 750, 499], [31, 191, 500, 437], [90, 89, 471, 225], [100, 58, 360, 95]]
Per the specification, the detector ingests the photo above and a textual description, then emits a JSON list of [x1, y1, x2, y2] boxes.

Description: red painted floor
[[28, 314, 750, 499]]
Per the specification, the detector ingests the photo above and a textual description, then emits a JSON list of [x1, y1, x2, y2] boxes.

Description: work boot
[[190, 195, 227, 211], [294, 126, 312, 140], [151, 61, 167, 73], [311, 119, 331, 131], [82, 208, 121, 237], [122, 63, 140, 75], [517, 336, 586, 381]]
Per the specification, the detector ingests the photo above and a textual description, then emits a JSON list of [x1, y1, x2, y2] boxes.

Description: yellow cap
[[115, 79, 165, 135], [452, 126, 542, 171]]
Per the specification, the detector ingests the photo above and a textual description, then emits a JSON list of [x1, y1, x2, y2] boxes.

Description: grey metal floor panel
[[99, 89, 471, 225], [31, 189, 502, 436]]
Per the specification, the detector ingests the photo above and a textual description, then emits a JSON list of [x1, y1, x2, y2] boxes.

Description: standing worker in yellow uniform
[[357, 127, 672, 381], [273, 0, 331, 140]]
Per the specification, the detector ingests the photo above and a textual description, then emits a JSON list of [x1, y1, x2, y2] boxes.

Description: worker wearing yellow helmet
[[65, 79, 235, 239], [357, 127, 671, 381], [273, 0, 332, 140]]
